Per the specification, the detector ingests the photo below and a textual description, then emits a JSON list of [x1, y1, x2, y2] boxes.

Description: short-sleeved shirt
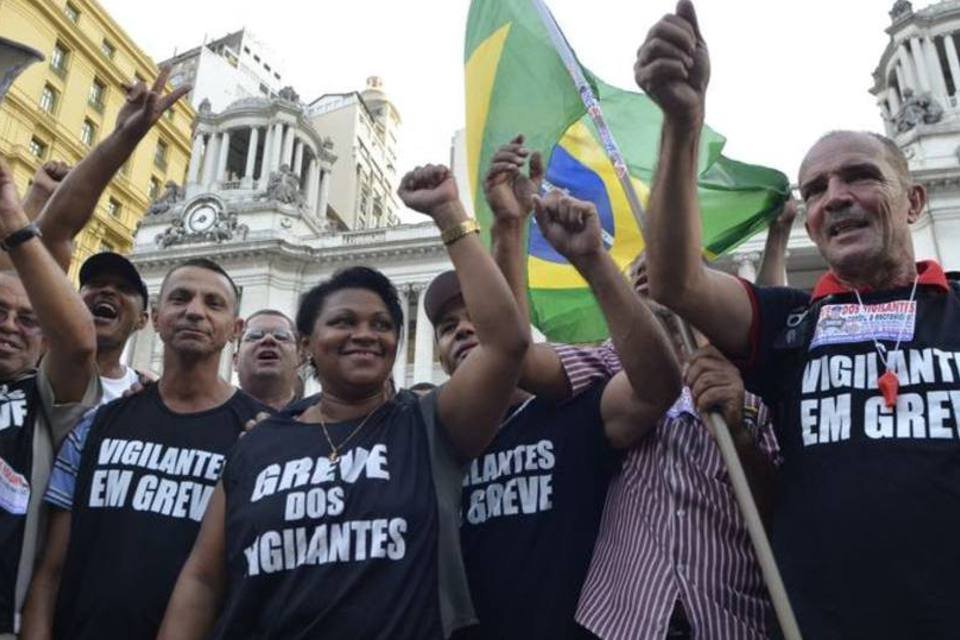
[[47, 384, 268, 640], [99, 366, 140, 405], [556, 343, 776, 640], [457, 384, 618, 639], [739, 260, 960, 638], [212, 389, 471, 640]]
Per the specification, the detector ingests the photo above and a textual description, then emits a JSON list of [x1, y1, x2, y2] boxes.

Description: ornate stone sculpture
[[147, 181, 183, 216], [894, 89, 943, 132], [890, 0, 913, 21], [155, 198, 249, 247], [198, 97, 212, 114], [258, 164, 306, 207], [278, 86, 300, 104]]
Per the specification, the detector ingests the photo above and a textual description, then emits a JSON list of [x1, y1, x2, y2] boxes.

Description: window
[[148, 176, 161, 200], [29, 137, 47, 159], [106, 198, 121, 218], [88, 78, 105, 112], [154, 139, 168, 169], [50, 42, 69, 76], [100, 39, 115, 59], [64, 2, 80, 22], [243, 46, 250, 54], [80, 119, 96, 146], [39, 84, 58, 113], [264, 63, 271, 72]]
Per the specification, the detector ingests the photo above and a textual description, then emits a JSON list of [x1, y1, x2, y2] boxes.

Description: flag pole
[[529, 2, 802, 637]]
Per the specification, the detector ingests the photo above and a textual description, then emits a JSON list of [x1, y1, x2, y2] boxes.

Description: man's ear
[[232, 317, 245, 342], [135, 310, 149, 331], [906, 183, 927, 224]]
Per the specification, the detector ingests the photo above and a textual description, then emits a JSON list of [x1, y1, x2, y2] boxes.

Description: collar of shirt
[[811, 260, 948, 301]]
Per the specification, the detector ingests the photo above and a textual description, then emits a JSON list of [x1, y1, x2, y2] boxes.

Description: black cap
[[79, 252, 149, 308], [424, 270, 463, 326]]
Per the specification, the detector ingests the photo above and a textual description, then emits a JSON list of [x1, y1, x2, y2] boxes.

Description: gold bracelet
[[441, 219, 480, 245]]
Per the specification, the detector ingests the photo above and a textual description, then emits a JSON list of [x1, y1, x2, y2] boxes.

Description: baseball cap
[[423, 270, 463, 326], [79, 252, 149, 308]]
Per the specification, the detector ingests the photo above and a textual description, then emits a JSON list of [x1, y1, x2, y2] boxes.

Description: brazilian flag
[[465, 0, 790, 344]]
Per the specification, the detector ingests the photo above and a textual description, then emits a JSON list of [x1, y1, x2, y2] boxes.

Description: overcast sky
[[101, 0, 894, 195]]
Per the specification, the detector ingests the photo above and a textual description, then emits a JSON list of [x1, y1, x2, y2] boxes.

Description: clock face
[[185, 204, 218, 233]]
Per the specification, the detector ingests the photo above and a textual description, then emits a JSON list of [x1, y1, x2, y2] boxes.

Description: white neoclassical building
[[869, 0, 960, 270], [127, 94, 452, 391]]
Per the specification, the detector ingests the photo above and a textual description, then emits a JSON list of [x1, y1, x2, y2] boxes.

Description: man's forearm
[[490, 219, 531, 323], [38, 130, 137, 251], [575, 251, 680, 410], [755, 224, 791, 287], [646, 120, 704, 307]]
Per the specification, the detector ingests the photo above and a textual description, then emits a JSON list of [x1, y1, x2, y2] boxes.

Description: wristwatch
[[0, 223, 42, 252]]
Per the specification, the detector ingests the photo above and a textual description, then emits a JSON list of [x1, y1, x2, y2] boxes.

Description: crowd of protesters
[[0, 1, 953, 638]]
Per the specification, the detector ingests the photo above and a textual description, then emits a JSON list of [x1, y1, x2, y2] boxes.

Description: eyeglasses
[[0, 305, 40, 335], [241, 328, 295, 344]]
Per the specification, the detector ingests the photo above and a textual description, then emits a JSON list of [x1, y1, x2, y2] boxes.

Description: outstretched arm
[[158, 484, 227, 639], [0, 157, 95, 402], [484, 136, 570, 401], [33, 68, 190, 271], [399, 165, 529, 458], [755, 200, 797, 287], [636, 0, 753, 358], [533, 191, 681, 448]]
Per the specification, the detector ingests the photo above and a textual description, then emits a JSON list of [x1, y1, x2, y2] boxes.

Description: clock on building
[[184, 202, 219, 233]]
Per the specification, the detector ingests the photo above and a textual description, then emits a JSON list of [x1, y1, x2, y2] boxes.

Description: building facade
[[0, 0, 194, 280], [127, 95, 448, 390], [870, 0, 960, 271], [162, 29, 287, 113], [307, 77, 402, 230]]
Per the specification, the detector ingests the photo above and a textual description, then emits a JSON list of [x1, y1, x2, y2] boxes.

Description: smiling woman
[[159, 163, 530, 640]]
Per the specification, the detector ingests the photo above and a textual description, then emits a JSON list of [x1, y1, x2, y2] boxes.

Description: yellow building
[[0, 0, 194, 280]]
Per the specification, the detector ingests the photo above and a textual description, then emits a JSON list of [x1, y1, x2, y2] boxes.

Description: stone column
[[242, 126, 259, 188], [271, 122, 284, 173], [215, 130, 231, 184], [200, 132, 220, 188], [899, 45, 918, 91], [316, 169, 331, 219], [392, 285, 410, 388], [413, 286, 435, 384], [944, 33, 960, 97], [293, 139, 305, 178], [924, 36, 948, 97], [887, 87, 901, 116], [282, 125, 295, 168], [129, 303, 157, 373], [911, 38, 932, 92], [894, 61, 908, 99], [187, 135, 204, 184], [305, 157, 319, 210]]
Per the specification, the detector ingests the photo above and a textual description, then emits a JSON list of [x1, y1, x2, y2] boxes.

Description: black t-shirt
[[458, 384, 618, 639], [0, 376, 37, 633], [212, 391, 445, 640], [53, 385, 268, 640], [741, 263, 960, 639]]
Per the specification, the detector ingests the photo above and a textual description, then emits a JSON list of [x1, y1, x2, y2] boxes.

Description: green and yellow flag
[[465, 0, 790, 343]]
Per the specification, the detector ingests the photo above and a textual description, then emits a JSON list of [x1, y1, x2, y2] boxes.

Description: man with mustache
[[433, 182, 681, 638], [234, 309, 303, 411], [0, 153, 98, 639], [637, 1, 960, 636], [22, 259, 270, 640]]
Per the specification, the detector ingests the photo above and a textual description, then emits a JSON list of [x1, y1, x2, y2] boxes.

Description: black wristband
[[0, 223, 41, 252]]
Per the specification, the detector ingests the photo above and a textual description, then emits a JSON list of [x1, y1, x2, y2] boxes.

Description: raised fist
[[635, 0, 710, 127], [397, 164, 460, 219], [31, 161, 70, 197], [483, 134, 544, 224], [532, 190, 603, 263], [0, 156, 27, 231]]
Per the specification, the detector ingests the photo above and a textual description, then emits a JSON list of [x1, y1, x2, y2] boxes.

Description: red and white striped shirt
[[555, 342, 778, 640]]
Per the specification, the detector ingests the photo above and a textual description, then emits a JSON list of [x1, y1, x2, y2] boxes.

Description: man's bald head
[[802, 131, 911, 188]]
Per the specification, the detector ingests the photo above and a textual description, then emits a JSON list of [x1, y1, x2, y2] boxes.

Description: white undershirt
[[99, 366, 140, 405]]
